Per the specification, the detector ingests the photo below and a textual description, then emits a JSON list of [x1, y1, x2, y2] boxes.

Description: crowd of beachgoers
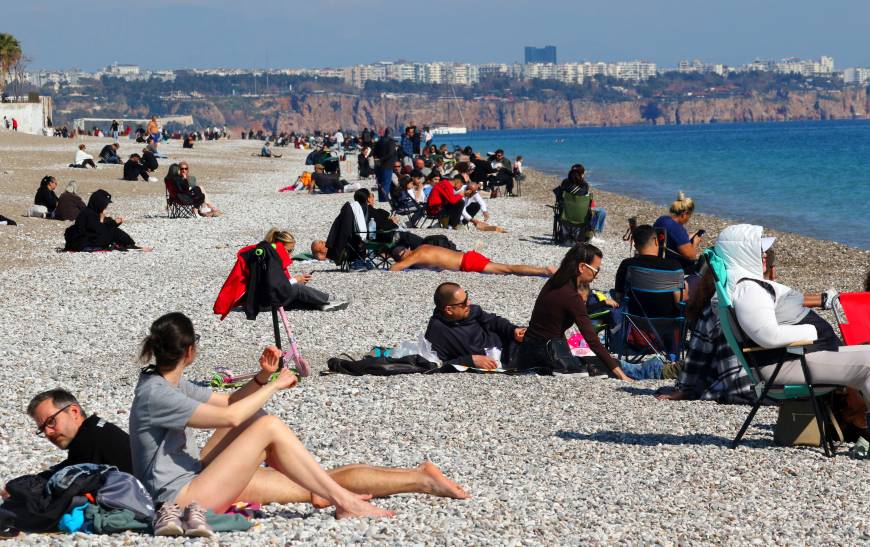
[[2, 117, 870, 542]]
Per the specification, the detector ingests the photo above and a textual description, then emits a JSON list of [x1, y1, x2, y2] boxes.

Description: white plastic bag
[[391, 332, 441, 364]]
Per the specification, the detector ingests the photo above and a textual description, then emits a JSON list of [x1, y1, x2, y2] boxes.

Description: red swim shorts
[[459, 250, 491, 273]]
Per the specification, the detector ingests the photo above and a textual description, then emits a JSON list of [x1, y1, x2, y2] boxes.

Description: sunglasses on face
[[446, 291, 469, 309], [582, 263, 600, 277], [36, 404, 72, 436]]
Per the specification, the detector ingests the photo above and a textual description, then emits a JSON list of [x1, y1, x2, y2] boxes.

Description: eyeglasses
[[36, 404, 72, 436], [179, 167, 189, 171], [446, 291, 469, 309], [582, 263, 600, 277]]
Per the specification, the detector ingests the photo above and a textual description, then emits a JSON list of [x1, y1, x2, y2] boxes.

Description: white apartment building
[[843, 67, 870, 85]]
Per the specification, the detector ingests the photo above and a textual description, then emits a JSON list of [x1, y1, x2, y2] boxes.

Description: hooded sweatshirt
[[63, 190, 129, 251], [717, 224, 838, 357], [213, 242, 293, 319], [424, 305, 518, 367]]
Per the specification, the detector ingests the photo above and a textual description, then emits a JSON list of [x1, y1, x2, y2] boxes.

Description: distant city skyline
[[8, 0, 870, 70]]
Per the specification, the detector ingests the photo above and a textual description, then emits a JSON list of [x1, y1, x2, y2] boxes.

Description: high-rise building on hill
[[524, 46, 557, 65]]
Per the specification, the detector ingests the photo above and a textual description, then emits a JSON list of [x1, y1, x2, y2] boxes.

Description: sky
[[9, 0, 870, 71]]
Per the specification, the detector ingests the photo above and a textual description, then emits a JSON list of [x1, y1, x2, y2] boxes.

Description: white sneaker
[[148, 176, 158, 183], [319, 294, 350, 312]]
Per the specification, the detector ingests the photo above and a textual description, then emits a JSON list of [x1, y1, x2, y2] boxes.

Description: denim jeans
[[619, 357, 665, 380], [376, 166, 393, 202], [590, 208, 607, 232]]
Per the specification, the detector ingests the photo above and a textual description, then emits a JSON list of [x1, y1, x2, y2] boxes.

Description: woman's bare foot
[[419, 461, 469, 499], [312, 490, 370, 509], [334, 493, 395, 519]]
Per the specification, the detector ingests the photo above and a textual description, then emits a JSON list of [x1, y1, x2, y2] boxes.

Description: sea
[[441, 120, 870, 249]]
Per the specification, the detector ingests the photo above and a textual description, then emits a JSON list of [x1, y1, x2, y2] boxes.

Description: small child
[[513, 156, 525, 180]]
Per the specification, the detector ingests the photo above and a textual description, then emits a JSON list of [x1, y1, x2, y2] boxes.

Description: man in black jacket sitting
[[424, 282, 525, 370], [2, 389, 133, 497]]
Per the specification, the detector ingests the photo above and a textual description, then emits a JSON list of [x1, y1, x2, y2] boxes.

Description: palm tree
[[0, 33, 22, 93]]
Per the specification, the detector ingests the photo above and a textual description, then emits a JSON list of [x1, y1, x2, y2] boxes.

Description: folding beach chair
[[707, 249, 842, 456], [336, 229, 398, 272], [833, 292, 870, 346], [550, 192, 592, 244], [389, 194, 426, 228], [617, 265, 687, 363], [164, 179, 197, 219]]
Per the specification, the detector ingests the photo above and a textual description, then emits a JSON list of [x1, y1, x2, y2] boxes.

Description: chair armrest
[[742, 340, 815, 353]]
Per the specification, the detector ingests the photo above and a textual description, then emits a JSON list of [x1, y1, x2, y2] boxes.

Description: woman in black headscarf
[[63, 189, 141, 251]]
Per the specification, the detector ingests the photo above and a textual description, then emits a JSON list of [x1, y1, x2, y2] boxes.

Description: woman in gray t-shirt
[[130, 312, 468, 518]]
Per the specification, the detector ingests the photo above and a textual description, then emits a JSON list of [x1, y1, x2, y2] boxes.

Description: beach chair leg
[[731, 398, 765, 449], [271, 305, 285, 368], [733, 361, 782, 449]]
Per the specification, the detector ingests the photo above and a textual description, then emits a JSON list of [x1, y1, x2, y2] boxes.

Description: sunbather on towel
[[424, 282, 525, 370], [389, 244, 554, 276]]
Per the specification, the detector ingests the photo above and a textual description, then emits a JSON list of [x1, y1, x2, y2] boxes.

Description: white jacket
[[75, 149, 93, 165], [717, 224, 817, 348]]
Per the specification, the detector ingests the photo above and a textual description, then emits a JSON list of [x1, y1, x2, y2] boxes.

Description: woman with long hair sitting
[[515, 243, 630, 380], [131, 313, 467, 535]]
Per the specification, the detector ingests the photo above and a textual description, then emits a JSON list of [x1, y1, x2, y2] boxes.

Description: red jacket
[[213, 243, 293, 319], [427, 179, 462, 215]]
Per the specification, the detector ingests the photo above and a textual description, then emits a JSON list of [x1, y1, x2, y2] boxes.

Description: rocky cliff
[[204, 87, 868, 133], [54, 87, 870, 133]]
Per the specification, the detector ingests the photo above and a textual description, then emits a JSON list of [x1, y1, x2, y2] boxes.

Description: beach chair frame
[[616, 265, 687, 363], [550, 193, 592, 244], [164, 180, 197, 219], [707, 249, 842, 456]]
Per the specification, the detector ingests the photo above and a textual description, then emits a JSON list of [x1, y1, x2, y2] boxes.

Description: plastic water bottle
[[367, 218, 376, 240]]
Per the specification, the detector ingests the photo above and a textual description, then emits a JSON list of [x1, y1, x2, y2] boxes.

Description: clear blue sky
[[11, 0, 870, 70]]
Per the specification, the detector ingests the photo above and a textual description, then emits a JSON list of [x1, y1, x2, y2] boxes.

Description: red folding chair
[[833, 292, 870, 346]]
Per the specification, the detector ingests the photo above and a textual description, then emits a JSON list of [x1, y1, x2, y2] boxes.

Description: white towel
[[350, 200, 368, 236]]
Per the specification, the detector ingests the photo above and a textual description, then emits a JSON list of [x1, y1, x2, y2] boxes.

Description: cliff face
[[53, 87, 870, 133], [204, 87, 868, 133]]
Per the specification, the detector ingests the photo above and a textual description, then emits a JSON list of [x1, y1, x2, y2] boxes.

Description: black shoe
[[586, 362, 610, 378]]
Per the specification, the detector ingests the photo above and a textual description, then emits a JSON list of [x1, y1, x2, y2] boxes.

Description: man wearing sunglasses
[[424, 282, 526, 370], [26, 389, 132, 475]]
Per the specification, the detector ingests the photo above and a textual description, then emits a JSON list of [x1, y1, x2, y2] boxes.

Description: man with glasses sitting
[[424, 282, 526, 370], [25, 389, 132, 476]]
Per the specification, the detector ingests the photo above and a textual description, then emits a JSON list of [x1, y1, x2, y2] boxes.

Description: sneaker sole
[[154, 523, 184, 536], [184, 527, 216, 538], [320, 301, 350, 312]]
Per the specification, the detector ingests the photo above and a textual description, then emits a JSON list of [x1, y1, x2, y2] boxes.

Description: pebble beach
[[1, 131, 869, 545]]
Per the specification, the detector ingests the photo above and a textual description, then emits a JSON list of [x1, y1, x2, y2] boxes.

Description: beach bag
[[545, 337, 584, 373], [326, 355, 441, 376], [774, 398, 843, 447], [95, 470, 154, 521], [25, 205, 48, 218]]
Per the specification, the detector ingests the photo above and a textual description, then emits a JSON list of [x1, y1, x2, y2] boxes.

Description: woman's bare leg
[[237, 462, 468, 507], [174, 415, 393, 519]]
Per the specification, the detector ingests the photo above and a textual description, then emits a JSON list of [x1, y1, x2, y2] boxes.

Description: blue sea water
[[441, 120, 870, 249]]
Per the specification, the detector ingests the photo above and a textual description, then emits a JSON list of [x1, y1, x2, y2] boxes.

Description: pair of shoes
[[153, 502, 214, 538], [319, 294, 350, 312]]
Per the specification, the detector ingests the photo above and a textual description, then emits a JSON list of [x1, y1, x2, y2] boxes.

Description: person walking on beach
[[131, 313, 468, 533], [372, 128, 398, 202], [110, 119, 120, 143], [147, 116, 160, 143]]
